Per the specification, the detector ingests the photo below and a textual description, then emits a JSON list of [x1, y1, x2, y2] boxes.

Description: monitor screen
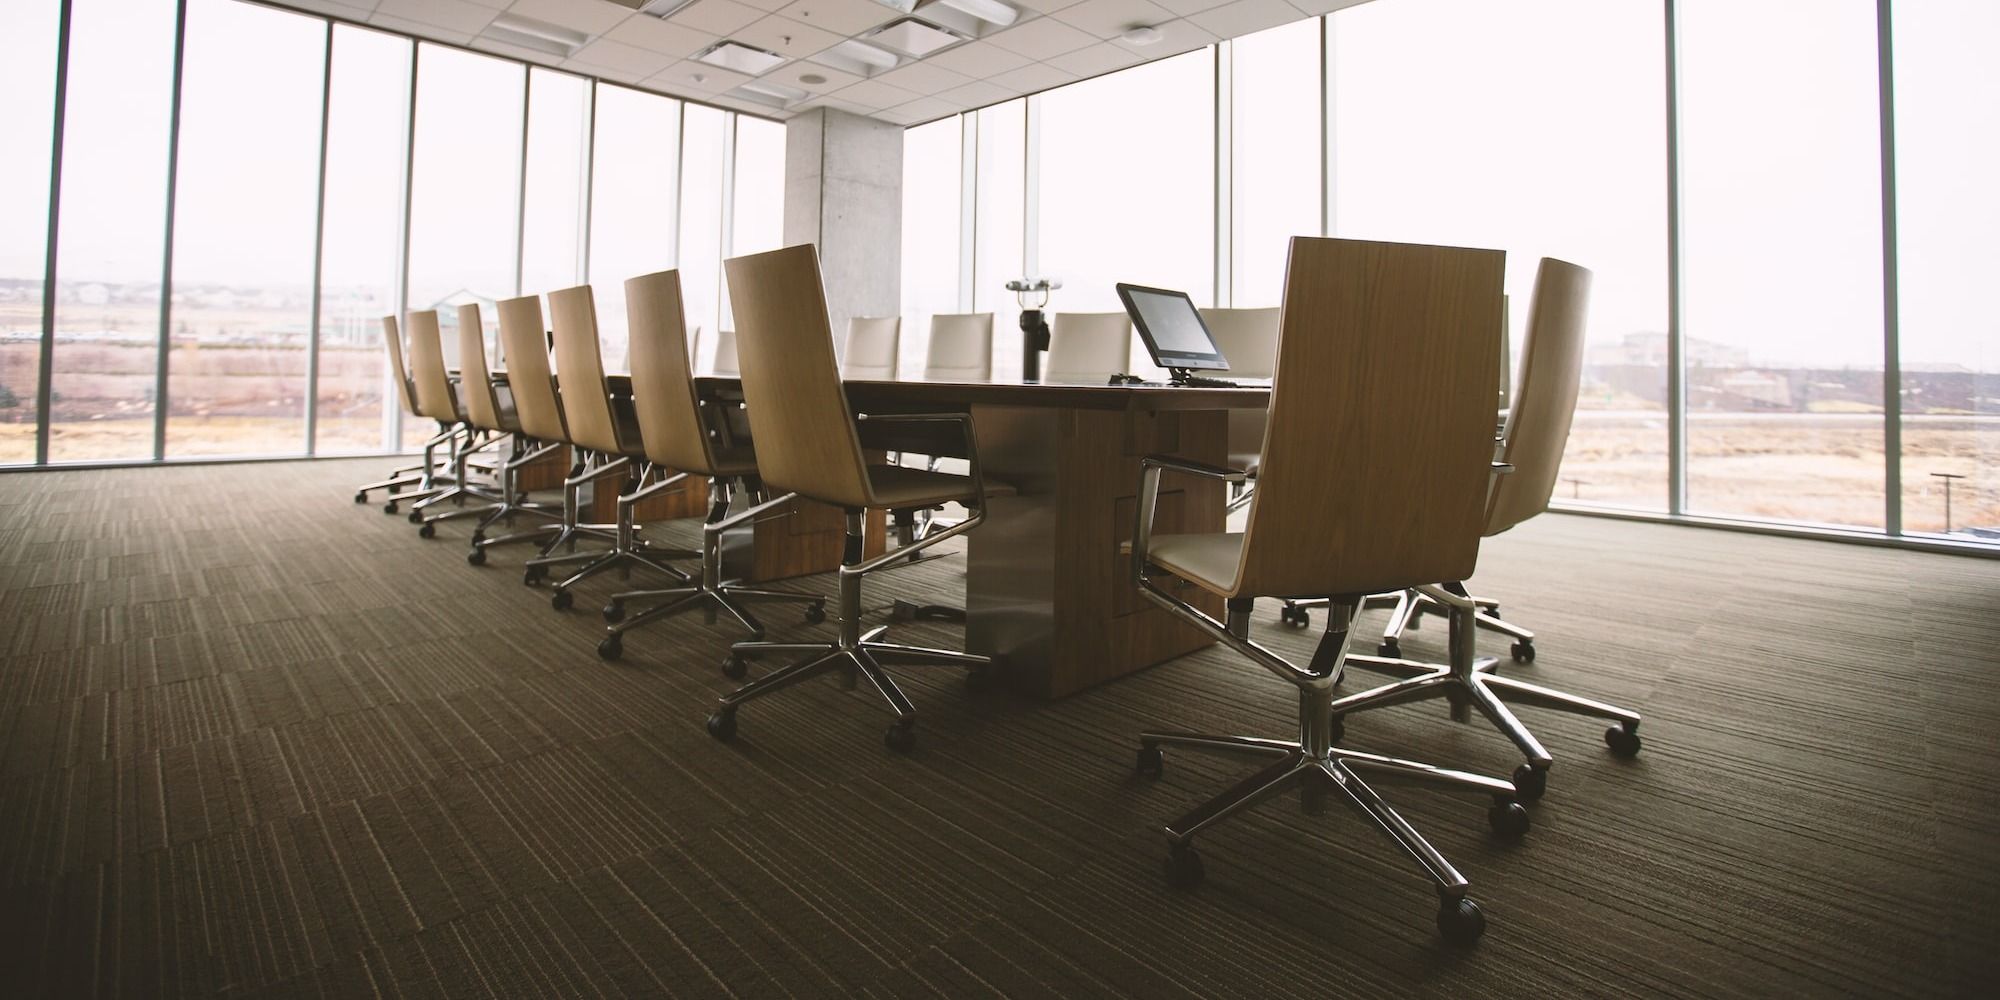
[[1116, 283, 1230, 371]]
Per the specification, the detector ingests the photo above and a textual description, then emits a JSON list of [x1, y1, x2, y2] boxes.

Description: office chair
[[521, 285, 691, 609], [841, 316, 901, 380], [1130, 237, 1526, 945], [1327, 259, 1643, 802], [467, 295, 576, 564], [594, 268, 825, 660], [399, 311, 492, 525], [1043, 312, 1132, 383], [922, 312, 995, 381], [710, 244, 992, 753], [435, 302, 564, 550], [355, 315, 459, 514], [1199, 306, 1279, 514]]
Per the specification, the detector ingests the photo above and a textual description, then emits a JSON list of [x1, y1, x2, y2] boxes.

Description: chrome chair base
[[1283, 584, 1537, 662], [708, 507, 989, 753], [1333, 585, 1642, 801], [520, 454, 693, 609], [462, 439, 565, 564], [596, 480, 825, 659], [358, 422, 464, 514]]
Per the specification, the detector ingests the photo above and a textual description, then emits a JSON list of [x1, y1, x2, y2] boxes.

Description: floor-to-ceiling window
[[900, 116, 962, 378], [519, 68, 593, 302], [1891, 0, 2000, 539], [47, 0, 179, 462], [1231, 18, 1321, 309], [677, 104, 727, 357], [588, 85, 681, 367], [1679, 0, 1886, 529], [973, 100, 1026, 382], [716, 114, 785, 367], [167, 0, 325, 457], [0, 2, 60, 463]]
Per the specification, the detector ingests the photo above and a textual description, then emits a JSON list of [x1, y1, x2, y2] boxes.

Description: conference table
[[700, 376, 1272, 700]]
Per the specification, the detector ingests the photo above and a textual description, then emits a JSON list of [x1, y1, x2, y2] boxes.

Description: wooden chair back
[[455, 304, 503, 432], [1486, 258, 1592, 537], [842, 316, 901, 379], [546, 285, 633, 456], [1234, 237, 1506, 598], [624, 269, 716, 474], [495, 295, 566, 444], [403, 310, 458, 424], [923, 313, 994, 381], [379, 315, 419, 416], [722, 245, 875, 509], [1199, 307, 1280, 379], [1045, 312, 1131, 382]]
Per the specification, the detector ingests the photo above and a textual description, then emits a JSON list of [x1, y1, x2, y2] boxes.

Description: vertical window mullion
[[153, 0, 189, 461], [306, 23, 333, 457], [35, 0, 76, 466], [1876, 0, 1902, 536]]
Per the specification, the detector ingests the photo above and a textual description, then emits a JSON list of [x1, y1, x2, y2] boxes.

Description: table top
[[697, 375, 1270, 412]]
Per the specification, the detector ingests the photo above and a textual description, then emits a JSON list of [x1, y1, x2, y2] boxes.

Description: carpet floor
[[0, 457, 1995, 998]]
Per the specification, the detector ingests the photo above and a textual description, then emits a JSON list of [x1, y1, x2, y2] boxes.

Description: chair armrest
[[855, 412, 987, 510], [1140, 454, 1250, 484], [1491, 462, 1515, 475]]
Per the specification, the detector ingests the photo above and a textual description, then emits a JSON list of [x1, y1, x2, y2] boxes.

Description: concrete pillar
[[783, 108, 902, 357]]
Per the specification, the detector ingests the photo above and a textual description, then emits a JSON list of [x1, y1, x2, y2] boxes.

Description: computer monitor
[[1116, 283, 1229, 373]]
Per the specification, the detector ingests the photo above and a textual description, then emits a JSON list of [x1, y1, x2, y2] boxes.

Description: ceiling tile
[[923, 39, 1032, 77], [1045, 39, 1143, 77], [1013, 0, 1085, 13], [732, 0, 792, 11], [469, 36, 566, 64], [569, 37, 682, 75], [984, 18, 1096, 59], [875, 96, 959, 125], [1110, 16, 1213, 54], [783, 61, 868, 93], [280, 0, 382, 20], [603, 13, 717, 55], [462, 0, 508, 7], [646, 60, 754, 94], [827, 77, 921, 109], [775, 0, 896, 37], [990, 60, 1074, 92], [937, 78, 1012, 108], [668, 0, 766, 36], [732, 14, 845, 62], [374, 0, 499, 34], [1054, 0, 1174, 40], [1289, 0, 1372, 13], [503, 0, 632, 36], [1186, 0, 1303, 39], [369, 12, 476, 43], [871, 61, 974, 98], [800, 95, 878, 117], [1149, 0, 1232, 16]]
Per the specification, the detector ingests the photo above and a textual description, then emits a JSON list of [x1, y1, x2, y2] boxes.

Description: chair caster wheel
[[417, 523, 435, 539], [1511, 640, 1536, 663], [1164, 844, 1204, 889], [470, 531, 484, 546], [550, 589, 573, 611], [523, 566, 545, 586], [707, 709, 737, 742], [1136, 745, 1163, 777], [804, 602, 826, 625], [408, 510, 423, 524], [353, 491, 367, 504], [466, 548, 486, 566], [383, 501, 398, 515], [883, 722, 916, 754], [602, 601, 624, 623], [1436, 897, 1486, 946], [597, 634, 623, 660], [1605, 724, 1642, 757], [1487, 800, 1530, 838], [1512, 763, 1548, 802], [1279, 604, 1309, 628], [1378, 640, 1401, 658], [721, 654, 747, 680]]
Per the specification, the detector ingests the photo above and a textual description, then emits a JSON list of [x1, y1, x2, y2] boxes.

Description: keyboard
[[1173, 373, 1239, 388]]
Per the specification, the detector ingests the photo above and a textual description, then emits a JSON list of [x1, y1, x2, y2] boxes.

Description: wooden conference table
[[700, 376, 1271, 700]]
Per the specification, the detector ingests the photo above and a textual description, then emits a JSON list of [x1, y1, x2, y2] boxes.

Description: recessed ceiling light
[[868, 18, 967, 59], [799, 72, 828, 85], [485, 13, 588, 58], [1121, 26, 1162, 46], [933, 0, 1019, 29], [695, 41, 788, 75]]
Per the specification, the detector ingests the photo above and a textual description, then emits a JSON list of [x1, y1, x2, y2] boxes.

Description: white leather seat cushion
[[1146, 532, 1245, 594]]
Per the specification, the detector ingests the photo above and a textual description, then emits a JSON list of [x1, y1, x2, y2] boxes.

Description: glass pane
[[1893, 0, 2000, 540], [1332, 0, 1668, 511], [973, 101, 1025, 381], [316, 25, 410, 456], [166, 0, 324, 457], [719, 114, 784, 360], [405, 43, 523, 448], [676, 105, 726, 365], [1038, 51, 1215, 380], [589, 84, 679, 368], [0, 1, 59, 463], [49, 0, 179, 461], [1231, 18, 1319, 307], [1679, 0, 1884, 528], [900, 116, 961, 379], [520, 68, 590, 300]]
